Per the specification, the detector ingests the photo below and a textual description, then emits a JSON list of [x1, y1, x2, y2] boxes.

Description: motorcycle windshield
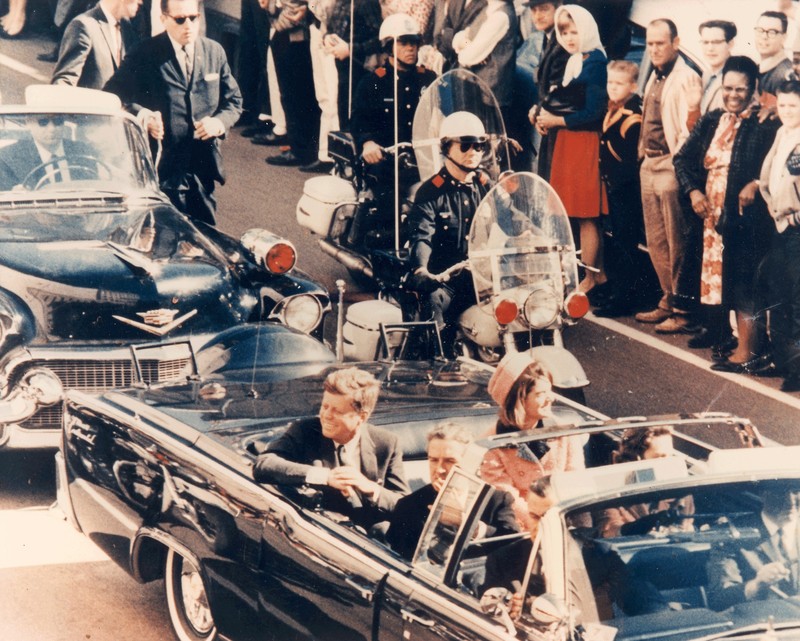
[[412, 69, 509, 182], [468, 172, 579, 313]]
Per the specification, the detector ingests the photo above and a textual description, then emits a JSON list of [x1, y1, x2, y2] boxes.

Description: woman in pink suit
[[480, 352, 586, 529]]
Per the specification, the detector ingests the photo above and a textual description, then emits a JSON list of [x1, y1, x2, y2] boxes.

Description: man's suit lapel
[[15, 140, 43, 184], [93, 8, 118, 68], [359, 427, 379, 482]]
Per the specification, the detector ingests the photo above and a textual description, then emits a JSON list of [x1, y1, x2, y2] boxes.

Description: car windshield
[[563, 478, 800, 631], [0, 112, 158, 194]]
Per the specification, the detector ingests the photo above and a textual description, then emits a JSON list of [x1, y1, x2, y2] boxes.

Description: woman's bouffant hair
[[498, 361, 553, 429], [614, 425, 673, 463]]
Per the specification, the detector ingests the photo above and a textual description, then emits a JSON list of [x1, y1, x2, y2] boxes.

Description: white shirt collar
[[166, 33, 193, 58], [33, 141, 65, 163]]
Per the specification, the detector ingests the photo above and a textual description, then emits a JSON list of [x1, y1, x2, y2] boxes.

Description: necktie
[[114, 22, 122, 66], [335, 444, 347, 467], [182, 45, 192, 80]]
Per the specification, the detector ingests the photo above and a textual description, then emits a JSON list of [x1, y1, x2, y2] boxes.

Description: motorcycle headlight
[[523, 287, 560, 329], [240, 229, 297, 275], [280, 295, 323, 333]]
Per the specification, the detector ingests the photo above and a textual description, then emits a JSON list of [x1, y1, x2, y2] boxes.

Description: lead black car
[[0, 86, 330, 448], [56, 357, 800, 641]]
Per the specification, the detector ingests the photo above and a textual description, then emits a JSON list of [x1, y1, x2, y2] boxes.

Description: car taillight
[[494, 298, 518, 325], [565, 291, 589, 319]]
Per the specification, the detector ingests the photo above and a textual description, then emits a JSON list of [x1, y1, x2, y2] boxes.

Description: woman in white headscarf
[[531, 4, 608, 297]]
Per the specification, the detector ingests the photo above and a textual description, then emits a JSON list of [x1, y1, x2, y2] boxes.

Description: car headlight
[[281, 295, 323, 333], [19, 367, 63, 407], [240, 228, 297, 274], [523, 286, 560, 329]]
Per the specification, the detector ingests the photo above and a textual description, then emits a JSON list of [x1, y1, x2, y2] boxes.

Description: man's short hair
[[698, 20, 737, 42], [760, 10, 789, 34], [778, 78, 800, 99], [323, 367, 380, 415], [426, 421, 473, 445], [607, 59, 639, 83], [648, 18, 678, 40]]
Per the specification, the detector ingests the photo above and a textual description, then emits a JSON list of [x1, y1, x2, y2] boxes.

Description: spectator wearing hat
[[479, 352, 586, 529]]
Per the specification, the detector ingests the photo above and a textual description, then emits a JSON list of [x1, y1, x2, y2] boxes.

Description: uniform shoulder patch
[[375, 67, 387, 78], [432, 174, 445, 188]]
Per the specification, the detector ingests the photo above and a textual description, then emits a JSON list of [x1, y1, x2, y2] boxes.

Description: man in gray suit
[[254, 367, 410, 528], [52, 0, 143, 89]]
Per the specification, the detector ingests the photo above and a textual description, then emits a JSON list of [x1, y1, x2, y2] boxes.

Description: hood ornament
[[113, 308, 198, 336]]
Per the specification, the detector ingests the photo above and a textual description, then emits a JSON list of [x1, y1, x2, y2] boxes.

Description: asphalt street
[[2, 27, 800, 641]]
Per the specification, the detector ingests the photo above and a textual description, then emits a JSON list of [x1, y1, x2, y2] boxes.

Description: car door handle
[[344, 578, 374, 602], [401, 608, 435, 627]]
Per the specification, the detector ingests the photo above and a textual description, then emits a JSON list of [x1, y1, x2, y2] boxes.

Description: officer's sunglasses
[[396, 36, 421, 46], [458, 140, 488, 153], [166, 13, 200, 24]]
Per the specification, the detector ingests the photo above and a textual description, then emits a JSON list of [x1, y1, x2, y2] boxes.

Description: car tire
[[164, 548, 218, 641]]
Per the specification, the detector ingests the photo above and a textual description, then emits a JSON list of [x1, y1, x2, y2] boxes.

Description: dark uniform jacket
[[386, 483, 519, 560], [599, 93, 642, 188], [351, 61, 437, 151], [52, 3, 140, 89], [104, 32, 242, 191], [253, 417, 410, 526], [408, 166, 492, 274]]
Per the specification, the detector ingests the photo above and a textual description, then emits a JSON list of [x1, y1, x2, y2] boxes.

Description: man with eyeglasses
[[0, 115, 94, 190], [104, 0, 242, 225], [694, 20, 736, 115], [755, 11, 792, 106], [407, 111, 493, 358]]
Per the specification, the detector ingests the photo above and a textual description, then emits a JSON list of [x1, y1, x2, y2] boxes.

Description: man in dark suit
[[0, 115, 96, 190], [52, 0, 142, 89], [707, 489, 800, 611], [254, 367, 409, 528], [104, 0, 242, 225], [387, 422, 518, 560]]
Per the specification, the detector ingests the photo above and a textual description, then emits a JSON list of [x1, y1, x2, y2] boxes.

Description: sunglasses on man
[[166, 13, 200, 24], [34, 116, 66, 127], [457, 140, 487, 153]]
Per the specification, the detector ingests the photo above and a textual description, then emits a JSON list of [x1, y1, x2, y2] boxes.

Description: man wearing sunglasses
[[0, 115, 95, 190], [105, 0, 242, 225], [407, 111, 493, 357]]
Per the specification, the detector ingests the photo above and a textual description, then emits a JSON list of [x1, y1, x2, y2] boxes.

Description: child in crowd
[[595, 60, 657, 317]]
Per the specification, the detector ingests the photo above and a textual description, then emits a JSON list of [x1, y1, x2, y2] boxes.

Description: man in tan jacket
[[635, 18, 702, 334]]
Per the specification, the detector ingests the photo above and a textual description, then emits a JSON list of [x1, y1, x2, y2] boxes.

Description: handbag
[[540, 83, 585, 117]]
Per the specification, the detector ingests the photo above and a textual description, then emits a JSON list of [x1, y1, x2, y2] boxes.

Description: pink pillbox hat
[[488, 351, 538, 406]]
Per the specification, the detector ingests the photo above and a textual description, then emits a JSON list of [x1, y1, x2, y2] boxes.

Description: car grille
[[20, 357, 192, 429]]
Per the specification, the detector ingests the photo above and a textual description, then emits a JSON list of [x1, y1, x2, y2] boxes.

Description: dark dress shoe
[[299, 160, 335, 174], [586, 282, 613, 307], [750, 362, 783, 378], [241, 123, 271, 138], [687, 328, 712, 349], [710, 358, 748, 373], [266, 150, 305, 167], [234, 111, 260, 128], [37, 47, 59, 62], [709, 336, 737, 360], [251, 131, 288, 146], [781, 376, 800, 392]]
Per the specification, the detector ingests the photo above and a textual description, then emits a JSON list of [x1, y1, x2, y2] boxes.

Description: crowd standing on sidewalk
[[9, 0, 800, 391]]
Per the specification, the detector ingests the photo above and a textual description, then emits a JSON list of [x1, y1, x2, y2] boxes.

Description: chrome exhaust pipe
[[318, 239, 374, 280]]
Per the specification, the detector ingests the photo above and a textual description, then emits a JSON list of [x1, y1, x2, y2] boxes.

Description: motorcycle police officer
[[350, 14, 437, 163], [408, 112, 493, 356]]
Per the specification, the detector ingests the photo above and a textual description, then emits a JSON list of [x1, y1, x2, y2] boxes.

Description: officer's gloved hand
[[409, 267, 440, 293]]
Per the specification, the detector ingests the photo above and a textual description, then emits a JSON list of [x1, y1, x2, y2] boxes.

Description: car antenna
[[247, 320, 262, 398]]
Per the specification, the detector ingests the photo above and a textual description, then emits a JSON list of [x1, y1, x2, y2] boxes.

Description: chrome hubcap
[[179, 560, 214, 635]]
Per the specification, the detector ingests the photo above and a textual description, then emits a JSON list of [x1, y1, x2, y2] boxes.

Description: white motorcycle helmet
[[379, 13, 421, 49], [439, 111, 488, 154]]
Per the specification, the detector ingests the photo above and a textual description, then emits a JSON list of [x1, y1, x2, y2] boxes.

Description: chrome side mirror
[[479, 588, 516, 636], [530, 593, 569, 627]]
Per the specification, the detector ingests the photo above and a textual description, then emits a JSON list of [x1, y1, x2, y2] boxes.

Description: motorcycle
[[337, 171, 590, 401], [295, 68, 511, 290]]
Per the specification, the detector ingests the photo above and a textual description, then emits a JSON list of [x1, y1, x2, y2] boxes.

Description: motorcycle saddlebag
[[296, 175, 357, 236]]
